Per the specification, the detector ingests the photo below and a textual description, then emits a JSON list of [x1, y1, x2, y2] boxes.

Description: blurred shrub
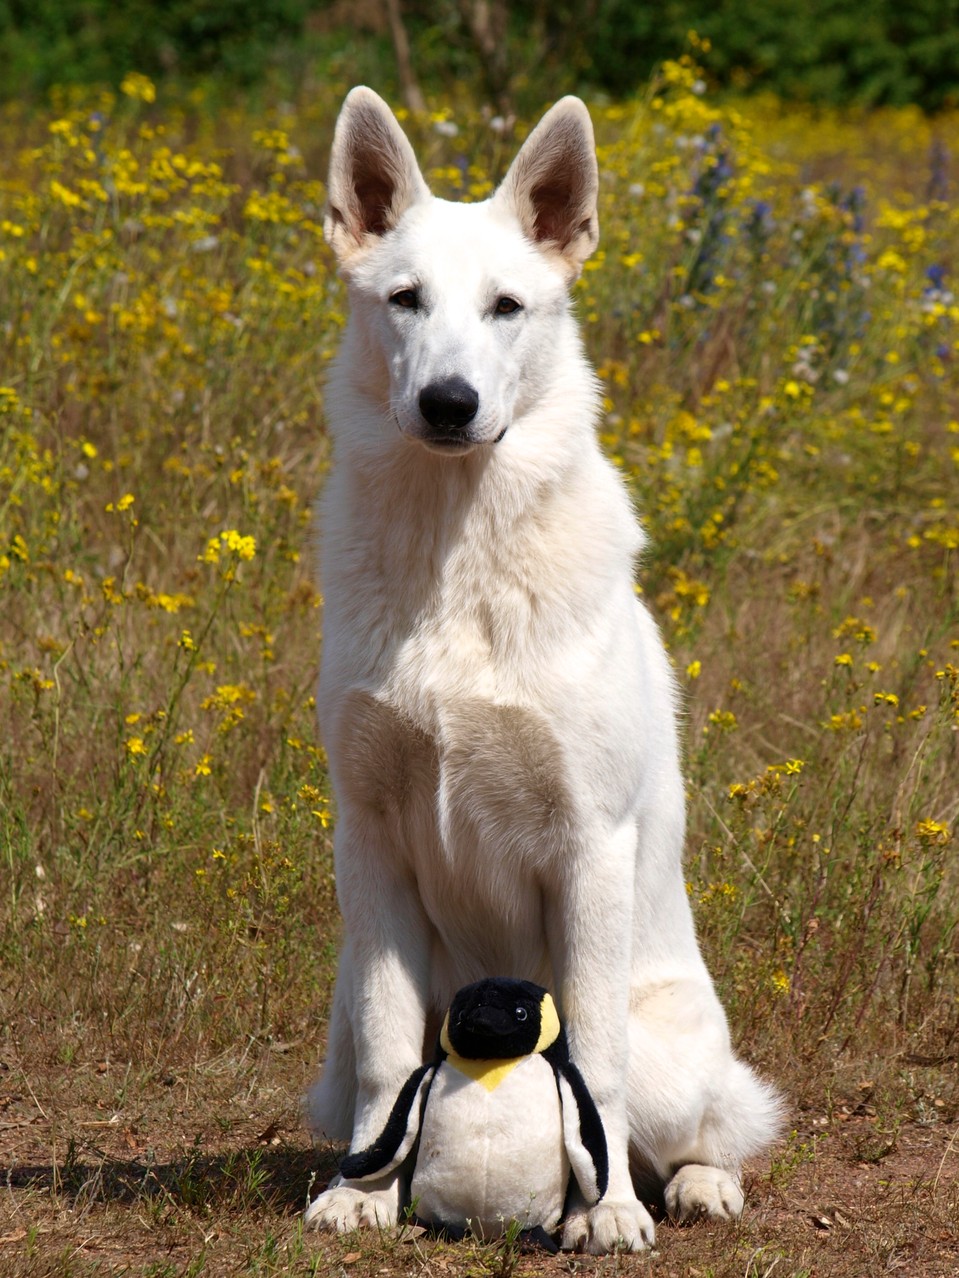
[[575, 0, 959, 108], [0, 0, 315, 92], [1, 0, 958, 108]]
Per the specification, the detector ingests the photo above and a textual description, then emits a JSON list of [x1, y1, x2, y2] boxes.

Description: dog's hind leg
[[306, 944, 358, 1143], [625, 976, 783, 1222], [625, 755, 782, 1222], [661, 1051, 783, 1223]]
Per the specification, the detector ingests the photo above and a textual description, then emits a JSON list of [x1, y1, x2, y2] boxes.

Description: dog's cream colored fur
[[305, 87, 781, 1252]]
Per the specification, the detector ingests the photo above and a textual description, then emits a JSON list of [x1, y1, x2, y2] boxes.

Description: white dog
[[305, 87, 781, 1253]]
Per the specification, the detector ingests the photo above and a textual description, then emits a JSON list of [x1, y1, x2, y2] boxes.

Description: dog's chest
[[336, 688, 577, 858], [334, 688, 565, 973]]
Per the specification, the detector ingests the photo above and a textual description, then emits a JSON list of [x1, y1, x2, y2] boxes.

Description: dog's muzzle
[[414, 376, 507, 450], [418, 375, 479, 437]]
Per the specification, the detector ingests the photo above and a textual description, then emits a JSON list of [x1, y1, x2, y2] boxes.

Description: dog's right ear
[[325, 87, 431, 264], [492, 96, 599, 281]]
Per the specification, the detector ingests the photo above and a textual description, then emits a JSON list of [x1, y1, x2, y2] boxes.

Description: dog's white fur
[[305, 87, 781, 1252]]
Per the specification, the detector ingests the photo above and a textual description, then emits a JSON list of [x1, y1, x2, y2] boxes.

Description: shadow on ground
[[3, 1143, 340, 1215]]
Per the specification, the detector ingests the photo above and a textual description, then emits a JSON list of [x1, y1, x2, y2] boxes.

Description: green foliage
[[332, 0, 959, 112], [474, 0, 959, 109], [0, 0, 315, 94], [2, 0, 959, 107], [685, 0, 959, 108]]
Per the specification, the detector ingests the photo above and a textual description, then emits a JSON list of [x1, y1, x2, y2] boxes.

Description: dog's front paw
[[664, 1164, 744, 1223], [561, 1198, 656, 1253], [304, 1180, 399, 1232]]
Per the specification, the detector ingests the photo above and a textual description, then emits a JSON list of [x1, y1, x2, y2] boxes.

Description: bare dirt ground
[[2, 1051, 957, 1277]]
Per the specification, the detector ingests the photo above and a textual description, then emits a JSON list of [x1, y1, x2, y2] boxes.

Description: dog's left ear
[[492, 96, 599, 280], [325, 86, 431, 265]]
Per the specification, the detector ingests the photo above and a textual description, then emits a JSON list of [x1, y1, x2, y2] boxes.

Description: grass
[[1, 55, 958, 1276]]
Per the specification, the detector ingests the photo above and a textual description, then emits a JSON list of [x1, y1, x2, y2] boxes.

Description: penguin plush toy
[[339, 977, 608, 1249]]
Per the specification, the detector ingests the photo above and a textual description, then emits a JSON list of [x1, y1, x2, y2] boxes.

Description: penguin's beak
[[467, 1005, 516, 1038]]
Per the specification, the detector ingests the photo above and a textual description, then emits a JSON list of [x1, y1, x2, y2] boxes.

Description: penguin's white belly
[[411, 1055, 568, 1236]]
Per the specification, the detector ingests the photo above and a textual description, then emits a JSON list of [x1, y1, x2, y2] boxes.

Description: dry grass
[[2, 57, 958, 1275], [2, 1079, 957, 1276]]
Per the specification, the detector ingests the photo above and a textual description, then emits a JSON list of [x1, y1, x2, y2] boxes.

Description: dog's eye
[[494, 296, 522, 316], [390, 288, 419, 310], [515, 1006, 528, 1021]]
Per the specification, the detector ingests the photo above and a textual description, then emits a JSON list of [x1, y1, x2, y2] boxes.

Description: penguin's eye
[[515, 1006, 528, 1021]]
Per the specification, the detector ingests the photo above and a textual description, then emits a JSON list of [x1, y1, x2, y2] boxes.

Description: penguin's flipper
[[556, 1063, 609, 1205], [339, 1063, 436, 1182], [519, 1225, 560, 1254]]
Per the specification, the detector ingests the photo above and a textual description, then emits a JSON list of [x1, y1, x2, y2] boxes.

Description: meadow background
[[1, 4, 958, 1276]]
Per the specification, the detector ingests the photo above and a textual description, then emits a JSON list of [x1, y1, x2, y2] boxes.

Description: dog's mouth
[[392, 408, 508, 454], [420, 432, 478, 455], [407, 426, 508, 455]]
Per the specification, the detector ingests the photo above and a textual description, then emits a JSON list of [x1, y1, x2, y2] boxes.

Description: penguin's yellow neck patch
[[535, 993, 561, 1053], [437, 992, 561, 1092], [446, 1052, 525, 1091]]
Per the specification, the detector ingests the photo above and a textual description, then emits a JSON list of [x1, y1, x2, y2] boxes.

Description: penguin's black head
[[441, 978, 560, 1060]]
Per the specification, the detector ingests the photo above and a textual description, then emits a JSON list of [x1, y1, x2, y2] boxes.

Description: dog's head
[[324, 88, 599, 455]]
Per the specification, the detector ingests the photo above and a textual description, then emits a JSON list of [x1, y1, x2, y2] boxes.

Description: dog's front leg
[[552, 824, 656, 1254], [306, 815, 431, 1233]]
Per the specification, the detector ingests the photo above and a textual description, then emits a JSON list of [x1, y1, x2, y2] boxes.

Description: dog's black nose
[[419, 376, 479, 431]]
